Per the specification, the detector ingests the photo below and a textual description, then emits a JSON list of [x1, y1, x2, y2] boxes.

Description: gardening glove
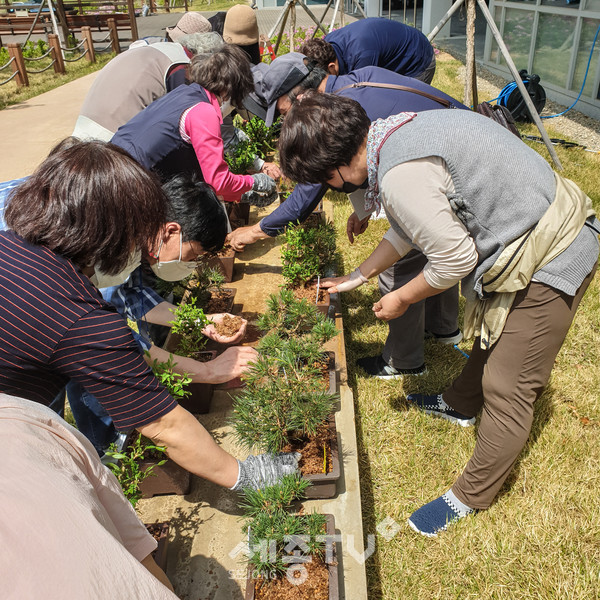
[[251, 173, 277, 195], [231, 451, 301, 491], [322, 268, 369, 294], [241, 188, 279, 208]]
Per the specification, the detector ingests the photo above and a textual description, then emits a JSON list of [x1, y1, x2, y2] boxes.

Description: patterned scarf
[[364, 112, 417, 213]]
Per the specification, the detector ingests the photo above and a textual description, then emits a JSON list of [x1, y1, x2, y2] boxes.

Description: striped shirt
[[0, 231, 177, 431]]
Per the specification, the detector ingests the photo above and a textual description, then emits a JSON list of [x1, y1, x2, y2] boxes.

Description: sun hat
[[261, 52, 312, 126], [166, 12, 211, 43], [223, 5, 259, 46]]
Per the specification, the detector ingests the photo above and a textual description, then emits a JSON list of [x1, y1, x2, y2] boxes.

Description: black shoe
[[406, 393, 476, 427], [356, 355, 426, 380]]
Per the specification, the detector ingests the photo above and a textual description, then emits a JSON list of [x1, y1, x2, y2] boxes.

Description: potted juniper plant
[[105, 435, 172, 572], [114, 355, 193, 497], [240, 475, 339, 600], [162, 298, 219, 414], [281, 222, 337, 316], [233, 290, 340, 498], [225, 127, 258, 229]]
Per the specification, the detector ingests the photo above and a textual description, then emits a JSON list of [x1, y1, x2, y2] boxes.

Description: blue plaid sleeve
[[0, 177, 30, 230], [101, 266, 164, 352]]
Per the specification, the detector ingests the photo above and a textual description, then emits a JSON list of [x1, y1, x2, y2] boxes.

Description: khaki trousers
[[445, 267, 596, 510]]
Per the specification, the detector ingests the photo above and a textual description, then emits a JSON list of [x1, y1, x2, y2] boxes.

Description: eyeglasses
[[329, 167, 368, 194]]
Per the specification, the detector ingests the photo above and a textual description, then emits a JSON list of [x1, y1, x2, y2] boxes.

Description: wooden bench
[[65, 12, 131, 32], [0, 15, 53, 35]]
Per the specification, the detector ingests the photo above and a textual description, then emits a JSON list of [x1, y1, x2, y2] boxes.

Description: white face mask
[[150, 232, 197, 282], [220, 98, 234, 118], [90, 250, 142, 289]]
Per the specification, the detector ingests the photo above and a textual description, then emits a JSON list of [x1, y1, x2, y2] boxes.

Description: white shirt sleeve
[[380, 156, 479, 290]]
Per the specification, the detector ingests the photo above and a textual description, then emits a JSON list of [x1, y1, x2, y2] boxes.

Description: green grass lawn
[[330, 51, 600, 600]]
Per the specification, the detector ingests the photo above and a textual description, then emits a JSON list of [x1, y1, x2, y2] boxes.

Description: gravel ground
[[442, 50, 600, 153]]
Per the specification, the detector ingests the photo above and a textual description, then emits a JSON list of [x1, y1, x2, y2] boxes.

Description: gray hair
[[179, 31, 224, 55]]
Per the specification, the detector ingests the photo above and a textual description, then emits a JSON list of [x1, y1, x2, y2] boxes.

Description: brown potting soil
[[312, 355, 331, 391], [254, 557, 330, 600], [189, 352, 213, 363], [282, 422, 332, 476], [145, 523, 165, 542], [302, 213, 323, 229], [205, 243, 234, 259], [214, 314, 244, 337], [206, 289, 235, 313], [292, 282, 328, 304]]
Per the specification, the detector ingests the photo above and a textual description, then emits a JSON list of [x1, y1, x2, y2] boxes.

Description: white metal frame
[[484, 0, 600, 119]]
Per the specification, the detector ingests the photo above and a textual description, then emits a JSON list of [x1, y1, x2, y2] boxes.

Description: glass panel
[[541, 0, 580, 7], [532, 13, 576, 87], [489, 6, 503, 62], [571, 18, 600, 96], [499, 8, 535, 70], [585, 0, 600, 9]]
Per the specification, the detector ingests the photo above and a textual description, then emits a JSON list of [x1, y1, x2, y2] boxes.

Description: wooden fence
[[0, 23, 121, 87]]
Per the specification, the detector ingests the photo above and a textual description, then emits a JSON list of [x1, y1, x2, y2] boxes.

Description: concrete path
[[0, 7, 356, 180]]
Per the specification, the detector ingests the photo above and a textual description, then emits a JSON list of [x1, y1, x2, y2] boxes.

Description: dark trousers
[[445, 268, 596, 509], [379, 251, 459, 369]]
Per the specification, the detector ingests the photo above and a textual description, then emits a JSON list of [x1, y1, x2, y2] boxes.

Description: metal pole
[[476, 0, 562, 170], [268, 0, 291, 40], [427, 0, 464, 42], [464, 0, 478, 108], [329, 0, 341, 32]]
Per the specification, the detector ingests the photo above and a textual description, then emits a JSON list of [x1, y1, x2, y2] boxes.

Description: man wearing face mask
[[111, 44, 279, 207], [0, 141, 298, 492], [229, 53, 466, 380], [0, 172, 256, 455]]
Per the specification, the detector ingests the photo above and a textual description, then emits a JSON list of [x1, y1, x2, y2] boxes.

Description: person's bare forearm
[[144, 301, 177, 327], [145, 344, 257, 384], [359, 239, 403, 278], [145, 344, 208, 381], [137, 405, 239, 488]]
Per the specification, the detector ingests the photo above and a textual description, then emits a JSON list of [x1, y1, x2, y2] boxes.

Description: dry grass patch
[[329, 54, 600, 600]]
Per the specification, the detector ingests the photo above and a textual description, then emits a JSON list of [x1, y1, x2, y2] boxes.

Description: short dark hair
[[279, 90, 371, 184], [162, 175, 227, 253], [300, 38, 336, 71], [5, 140, 166, 275], [189, 44, 254, 109]]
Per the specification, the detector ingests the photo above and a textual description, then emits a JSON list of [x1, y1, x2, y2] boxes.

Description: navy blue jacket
[[260, 66, 467, 236], [326, 18, 434, 78], [111, 82, 210, 182]]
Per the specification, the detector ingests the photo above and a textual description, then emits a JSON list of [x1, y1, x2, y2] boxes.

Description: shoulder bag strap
[[333, 81, 454, 108]]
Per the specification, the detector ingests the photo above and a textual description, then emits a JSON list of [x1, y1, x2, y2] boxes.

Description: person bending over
[[0, 140, 297, 491], [278, 91, 599, 536]]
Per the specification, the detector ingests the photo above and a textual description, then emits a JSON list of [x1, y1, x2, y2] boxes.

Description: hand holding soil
[[202, 313, 247, 344], [204, 346, 258, 384]]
